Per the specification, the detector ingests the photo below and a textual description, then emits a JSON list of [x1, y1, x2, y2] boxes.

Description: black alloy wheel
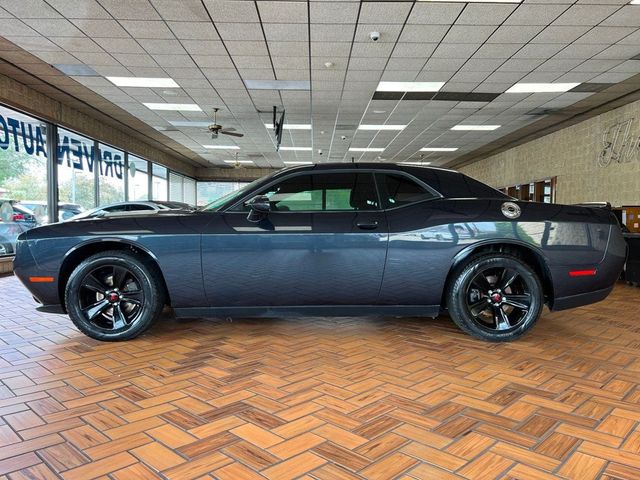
[[447, 254, 544, 342], [65, 251, 164, 341]]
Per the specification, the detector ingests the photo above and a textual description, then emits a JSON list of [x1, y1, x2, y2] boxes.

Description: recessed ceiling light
[[506, 83, 580, 93], [451, 125, 501, 131], [373, 110, 386, 114], [107, 77, 179, 88], [224, 160, 253, 164], [264, 123, 312, 130], [284, 161, 313, 165], [358, 125, 406, 131], [631, 0, 640, 4], [245, 80, 310, 90], [144, 103, 202, 111], [376, 81, 444, 92], [203, 145, 240, 150], [279, 147, 313, 151], [420, 147, 458, 152], [349, 147, 385, 152], [400, 161, 432, 166]]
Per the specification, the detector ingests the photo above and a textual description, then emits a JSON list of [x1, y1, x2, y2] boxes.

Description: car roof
[[281, 162, 458, 173]]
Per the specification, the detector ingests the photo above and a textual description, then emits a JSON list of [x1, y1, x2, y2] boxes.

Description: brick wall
[[460, 99, 640, 206]]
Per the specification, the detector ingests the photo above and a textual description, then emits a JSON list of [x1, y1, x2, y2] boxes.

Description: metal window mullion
[[124, 152, 129, 202], [46, 123, 58, 224], [94, 140, 100, 207]]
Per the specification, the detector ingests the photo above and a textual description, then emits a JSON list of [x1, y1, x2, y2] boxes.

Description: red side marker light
[[569, 269, 597, 277], [29, 276, 55, 283]]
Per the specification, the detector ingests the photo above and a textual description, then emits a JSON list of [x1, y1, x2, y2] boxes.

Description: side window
[[128, 204, 154, 211], [236, 172, 379, 211], [376, 173, 438, 209], [103, 205, 126, 212]]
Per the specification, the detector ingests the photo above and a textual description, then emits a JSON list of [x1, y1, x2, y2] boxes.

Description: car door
[[201, 170, 388, 307]]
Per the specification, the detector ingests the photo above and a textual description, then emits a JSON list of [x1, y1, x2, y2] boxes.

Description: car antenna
[[351, 156, 355, 163]]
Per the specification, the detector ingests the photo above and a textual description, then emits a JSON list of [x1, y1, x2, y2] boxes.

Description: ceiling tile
[[138, 38, 186, 55], [202, 0, 259, 22], [443, 26, 496, 44], [98, 0, 160, 20], [407, 2, 463, 25], [0, 0, 60, 18], [310, 1, 358, 24], [215, 22, 264, 41], [167, 22, 219, 40], [358, 1, 412, 24], [553, 5, 621, 26], [149, 0, 209, 21], [505, 4, 570, 26], [120, 20, 175, 39], [487, 25, 545, 44], [263, 23, 308, 42], [258, 1, 307, 23], [22, 18, 85, 37], [456, 4, 518, 26], [311, 24, 355, 42]]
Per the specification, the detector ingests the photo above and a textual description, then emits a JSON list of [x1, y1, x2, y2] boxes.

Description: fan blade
[[221, 130, 244, 137], [221, 127, 236, 132]]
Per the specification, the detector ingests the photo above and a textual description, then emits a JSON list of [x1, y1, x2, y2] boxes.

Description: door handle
[[357, 221, 379, 230]]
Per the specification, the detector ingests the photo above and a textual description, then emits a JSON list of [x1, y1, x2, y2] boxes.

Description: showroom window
[[128, 155, 149, 201], [58, 128, 96, 211], [152, 164, 168, 201], [98, 143, 125, 205], [169, 171, 184, 203], [0, 105, 48, 256], [197, 181, 249, 206], [184, 177, 196, 205]]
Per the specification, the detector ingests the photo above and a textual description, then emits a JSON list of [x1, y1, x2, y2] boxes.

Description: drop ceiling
[[1, 0, 640, 170]]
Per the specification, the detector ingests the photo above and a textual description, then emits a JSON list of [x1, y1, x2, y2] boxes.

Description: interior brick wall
[[460, 99, 640, 206]]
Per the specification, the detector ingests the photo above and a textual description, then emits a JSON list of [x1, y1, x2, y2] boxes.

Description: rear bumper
[[551, 285, 614, 311]]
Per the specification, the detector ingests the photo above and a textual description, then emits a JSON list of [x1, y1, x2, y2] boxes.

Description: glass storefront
[[152, 164, 168, 201], [128, 156, 148, 201], [98, 143, 125, 205], [57, 128, 96, 211], [197, 181, 249, 207], [0, 102, 198, 258], [0, 105, 48, 255]]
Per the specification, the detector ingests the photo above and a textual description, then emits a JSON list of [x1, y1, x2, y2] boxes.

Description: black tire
[[65, 250, 165, 341], [446, 254, 544, 342]]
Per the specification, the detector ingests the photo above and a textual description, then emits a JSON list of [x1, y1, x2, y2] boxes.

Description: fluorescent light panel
[[264, 123, 312, 130], [376, 81, 444, 92], [203, 145, 240, 150], [349, 147, 385, 152], [224, 160, 253, 164], [144, 103, 201, 111], [451, 125, 501, 131], [420, 147, 458, 152], [358, 124, 407, 131], [107, 77, 179, 88], [284, 161, 313, 165], [279, 146, 312, 151], [506, 83, 580, 93]]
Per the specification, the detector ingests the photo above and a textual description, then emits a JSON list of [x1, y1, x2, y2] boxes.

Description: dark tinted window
[[238, 172, 378, 211], [376, 173, 438, 209]]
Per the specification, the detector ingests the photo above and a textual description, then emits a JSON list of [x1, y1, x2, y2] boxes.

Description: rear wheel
[[447, 254, 544, 342], [65, 251, 164, 341]]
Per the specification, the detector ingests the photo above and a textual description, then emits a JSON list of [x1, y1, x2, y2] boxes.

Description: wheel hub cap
[[106, 291, 120, 304], [490, 292, 503, 304]]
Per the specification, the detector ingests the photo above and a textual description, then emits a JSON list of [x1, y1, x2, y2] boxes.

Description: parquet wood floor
[[1, 274, 640, 479]]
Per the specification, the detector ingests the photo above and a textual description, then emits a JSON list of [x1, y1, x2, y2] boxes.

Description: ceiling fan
[[208, 108, 244, 139]]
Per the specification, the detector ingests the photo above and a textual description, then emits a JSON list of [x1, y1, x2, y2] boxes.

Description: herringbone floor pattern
[[1, 274, 640, 479]]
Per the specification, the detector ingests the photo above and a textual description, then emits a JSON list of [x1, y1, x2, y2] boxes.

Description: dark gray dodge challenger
[[14, 163, 626, 342]]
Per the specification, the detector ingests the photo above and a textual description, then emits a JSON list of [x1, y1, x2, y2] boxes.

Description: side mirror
[[246, 195, 271, 222]]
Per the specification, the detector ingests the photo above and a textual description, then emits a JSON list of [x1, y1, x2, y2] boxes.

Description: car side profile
[[13, 163, 626, 342]]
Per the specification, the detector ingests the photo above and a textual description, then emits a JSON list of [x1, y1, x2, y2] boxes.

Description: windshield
[[201, 175, 274, 211]]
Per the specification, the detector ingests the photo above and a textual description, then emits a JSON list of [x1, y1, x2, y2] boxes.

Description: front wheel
[[447, 254, 544, 342], [65, 251, 165, 341]]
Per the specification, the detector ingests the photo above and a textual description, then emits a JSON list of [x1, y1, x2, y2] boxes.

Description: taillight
[[12, 214, 25, 221]]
